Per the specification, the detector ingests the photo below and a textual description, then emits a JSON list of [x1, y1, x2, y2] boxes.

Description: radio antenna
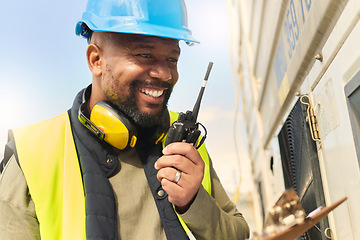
[[191, 62, 213, 122]]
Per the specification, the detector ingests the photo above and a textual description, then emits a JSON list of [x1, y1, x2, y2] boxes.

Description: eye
[[167, 57, 178, 64], [137, 53, 152, 58]]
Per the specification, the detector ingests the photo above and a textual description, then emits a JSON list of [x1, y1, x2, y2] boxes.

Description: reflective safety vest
[[12, 111, 211, 239]]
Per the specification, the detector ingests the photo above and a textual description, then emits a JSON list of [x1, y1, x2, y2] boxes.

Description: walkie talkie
[[165, 62, 213, 148]]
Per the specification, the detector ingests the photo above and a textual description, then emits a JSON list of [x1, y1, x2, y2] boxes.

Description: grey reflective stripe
[[187, 232, 196, 240]]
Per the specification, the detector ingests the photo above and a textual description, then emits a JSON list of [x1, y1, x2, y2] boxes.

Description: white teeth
[[139, 88, 164, 98]]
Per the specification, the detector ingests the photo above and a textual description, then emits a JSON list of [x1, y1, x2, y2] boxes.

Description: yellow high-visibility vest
[[12, 111, 211, 239]]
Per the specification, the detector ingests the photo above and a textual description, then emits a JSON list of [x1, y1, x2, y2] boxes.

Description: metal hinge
[[300, 95, 321, 147]]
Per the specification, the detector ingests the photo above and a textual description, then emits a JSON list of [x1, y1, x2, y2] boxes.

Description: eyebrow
[[133, 43, 181, 55], [134, 43, 155, 49]]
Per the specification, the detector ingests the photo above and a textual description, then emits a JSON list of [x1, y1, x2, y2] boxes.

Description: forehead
[[106, 33, 180, 54]]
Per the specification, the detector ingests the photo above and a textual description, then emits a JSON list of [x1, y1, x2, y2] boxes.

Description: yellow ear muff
[[90, 102, 137, 150]]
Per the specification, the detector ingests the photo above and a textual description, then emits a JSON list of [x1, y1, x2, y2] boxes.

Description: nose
[[149, 61, 172, 81]]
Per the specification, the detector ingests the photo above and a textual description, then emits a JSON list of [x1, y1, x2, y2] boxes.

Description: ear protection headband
[[78, 86, 169, 150]]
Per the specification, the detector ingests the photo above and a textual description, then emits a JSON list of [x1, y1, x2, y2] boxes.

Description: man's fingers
[[162, 142, 203, 165], [155, 154, 195, 174], [155, 142, 205, 172], [157, 167, 182, 183]]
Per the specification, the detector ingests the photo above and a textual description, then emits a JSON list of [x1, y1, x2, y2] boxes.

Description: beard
[[110, 80, 172, 128]]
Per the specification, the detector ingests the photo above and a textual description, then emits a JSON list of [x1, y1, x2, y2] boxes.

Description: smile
[[138, 88, 165, 98]]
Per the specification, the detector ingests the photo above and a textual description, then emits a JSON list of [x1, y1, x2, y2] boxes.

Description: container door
[[278, 97, 329, 239]]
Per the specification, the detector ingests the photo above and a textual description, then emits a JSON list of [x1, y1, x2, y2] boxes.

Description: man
[[0, 0, 249, 239]]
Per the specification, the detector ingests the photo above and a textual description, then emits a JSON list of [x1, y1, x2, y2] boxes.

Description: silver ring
[[173, 170, 181, 183]]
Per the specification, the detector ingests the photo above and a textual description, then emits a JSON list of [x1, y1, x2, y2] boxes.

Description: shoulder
[[0, 155, 40, 239], [0, 155, 35, 215]]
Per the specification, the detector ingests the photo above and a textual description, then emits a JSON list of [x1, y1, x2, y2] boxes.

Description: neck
[[89, 79, 107, 111]]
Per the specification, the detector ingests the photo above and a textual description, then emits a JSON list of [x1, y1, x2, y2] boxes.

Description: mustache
[[134, 79, 172, 89]]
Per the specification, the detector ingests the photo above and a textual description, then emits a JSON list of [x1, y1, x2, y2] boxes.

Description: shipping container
[[226, 0, 360, 238]]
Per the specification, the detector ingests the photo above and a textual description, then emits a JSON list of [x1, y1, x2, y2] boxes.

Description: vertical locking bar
[[300, 95, 321, 147]]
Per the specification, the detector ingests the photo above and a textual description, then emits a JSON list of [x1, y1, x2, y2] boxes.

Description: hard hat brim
[[76, 18, 199, 45]]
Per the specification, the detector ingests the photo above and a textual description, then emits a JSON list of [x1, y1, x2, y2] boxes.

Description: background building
[[226, 0, 360, 238]]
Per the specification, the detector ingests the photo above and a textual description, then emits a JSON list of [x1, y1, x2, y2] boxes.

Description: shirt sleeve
[[178, 157, 250, 240], [0, 155, 41, 240]]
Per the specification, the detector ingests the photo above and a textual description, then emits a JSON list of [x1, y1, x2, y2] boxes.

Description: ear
[[86, 44, 102, 77]]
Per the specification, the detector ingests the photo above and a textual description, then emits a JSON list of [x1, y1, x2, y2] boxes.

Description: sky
[[0, 0, 252, 195]]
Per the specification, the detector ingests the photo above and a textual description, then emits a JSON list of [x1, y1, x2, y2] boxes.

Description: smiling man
[[0, 1, 249, 239]]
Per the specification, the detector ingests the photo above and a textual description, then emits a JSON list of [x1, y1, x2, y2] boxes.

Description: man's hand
[[155, 142, 205, 213]]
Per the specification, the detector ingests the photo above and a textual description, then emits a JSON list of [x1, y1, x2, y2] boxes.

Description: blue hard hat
[[75, 0, 199, 44]]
